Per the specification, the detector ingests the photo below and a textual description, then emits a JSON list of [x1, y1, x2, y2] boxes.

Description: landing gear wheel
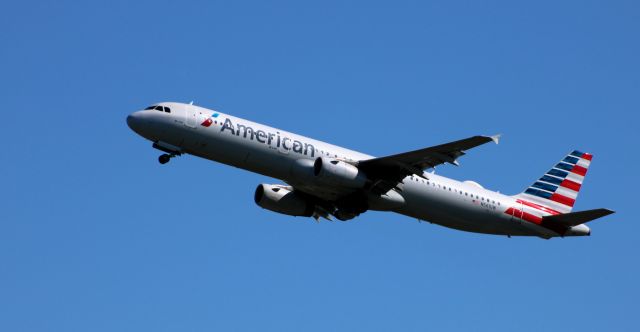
[[158, 154, 171, 164]]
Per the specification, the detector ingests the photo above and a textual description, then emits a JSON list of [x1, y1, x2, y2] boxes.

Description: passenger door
[[511, 200, 524, 224], [184, 104, 197, 128]]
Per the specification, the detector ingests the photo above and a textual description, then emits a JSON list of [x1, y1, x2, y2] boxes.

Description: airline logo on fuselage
[[217, 117, 316, 157], [200, 113, 219, 128]]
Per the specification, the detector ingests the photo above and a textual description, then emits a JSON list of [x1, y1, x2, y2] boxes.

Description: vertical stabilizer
[[515, 150, 593, 214]]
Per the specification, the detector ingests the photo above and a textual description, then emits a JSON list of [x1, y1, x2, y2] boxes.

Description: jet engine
[[313, 157, 367, 188], [254, 184, 314, 217]]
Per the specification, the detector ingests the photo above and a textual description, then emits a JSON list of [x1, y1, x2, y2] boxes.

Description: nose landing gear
[[158, 154, 173, 164], [152, 141, 182, 165]]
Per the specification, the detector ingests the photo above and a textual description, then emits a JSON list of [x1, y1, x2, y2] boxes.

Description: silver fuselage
[[127, 102, 589, 238]]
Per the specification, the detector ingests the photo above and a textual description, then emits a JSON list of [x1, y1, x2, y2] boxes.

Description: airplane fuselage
[[127, 102, 591, 238]]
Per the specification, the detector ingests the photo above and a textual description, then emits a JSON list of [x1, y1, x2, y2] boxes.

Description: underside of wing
[[358, 134, 500, 194]]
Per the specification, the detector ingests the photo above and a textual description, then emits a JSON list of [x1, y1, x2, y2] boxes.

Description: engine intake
[[313, 157, 367, 188], [254, 184, 314, 217]]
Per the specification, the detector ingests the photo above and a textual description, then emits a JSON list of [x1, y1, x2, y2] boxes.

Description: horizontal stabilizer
[[542, 208, 615, 227]]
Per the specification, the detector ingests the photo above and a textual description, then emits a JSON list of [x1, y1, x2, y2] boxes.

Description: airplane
[[126, 102, 614, 239]]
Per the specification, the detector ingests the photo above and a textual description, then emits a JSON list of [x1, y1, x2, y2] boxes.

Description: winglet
[[490, 134, 501, 144]]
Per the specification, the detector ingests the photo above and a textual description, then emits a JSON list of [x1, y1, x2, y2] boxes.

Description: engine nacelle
[[254, 184, 314, 217], [313, 157, 367, 188]]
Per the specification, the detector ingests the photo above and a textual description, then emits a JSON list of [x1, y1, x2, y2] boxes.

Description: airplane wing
[[358, 135, 500, 194]]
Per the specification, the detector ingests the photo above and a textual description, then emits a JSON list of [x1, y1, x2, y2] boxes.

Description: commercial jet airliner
[[127, 102, 614, 239]]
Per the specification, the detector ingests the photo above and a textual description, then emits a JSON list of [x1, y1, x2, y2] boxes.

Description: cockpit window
[[144, 105, 171, 113]]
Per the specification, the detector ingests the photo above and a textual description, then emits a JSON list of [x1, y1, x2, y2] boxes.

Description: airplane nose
[[126, 111, 144, 132]]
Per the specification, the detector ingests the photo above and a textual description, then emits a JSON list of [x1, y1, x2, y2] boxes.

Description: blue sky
[[1, 1, 638, 331]]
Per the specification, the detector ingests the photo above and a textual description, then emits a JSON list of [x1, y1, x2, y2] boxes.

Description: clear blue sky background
[[1, 1, 638, 331]]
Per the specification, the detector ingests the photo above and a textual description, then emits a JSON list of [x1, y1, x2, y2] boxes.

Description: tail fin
[[515, 150, 593, 214]]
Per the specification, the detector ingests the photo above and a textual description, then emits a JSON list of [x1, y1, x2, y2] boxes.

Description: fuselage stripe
[[516, 199, 561, 215], [504, 207, 543, 224]]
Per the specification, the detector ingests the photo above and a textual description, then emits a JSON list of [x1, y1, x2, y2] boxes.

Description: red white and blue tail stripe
[[516, 150, 593, 214]]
